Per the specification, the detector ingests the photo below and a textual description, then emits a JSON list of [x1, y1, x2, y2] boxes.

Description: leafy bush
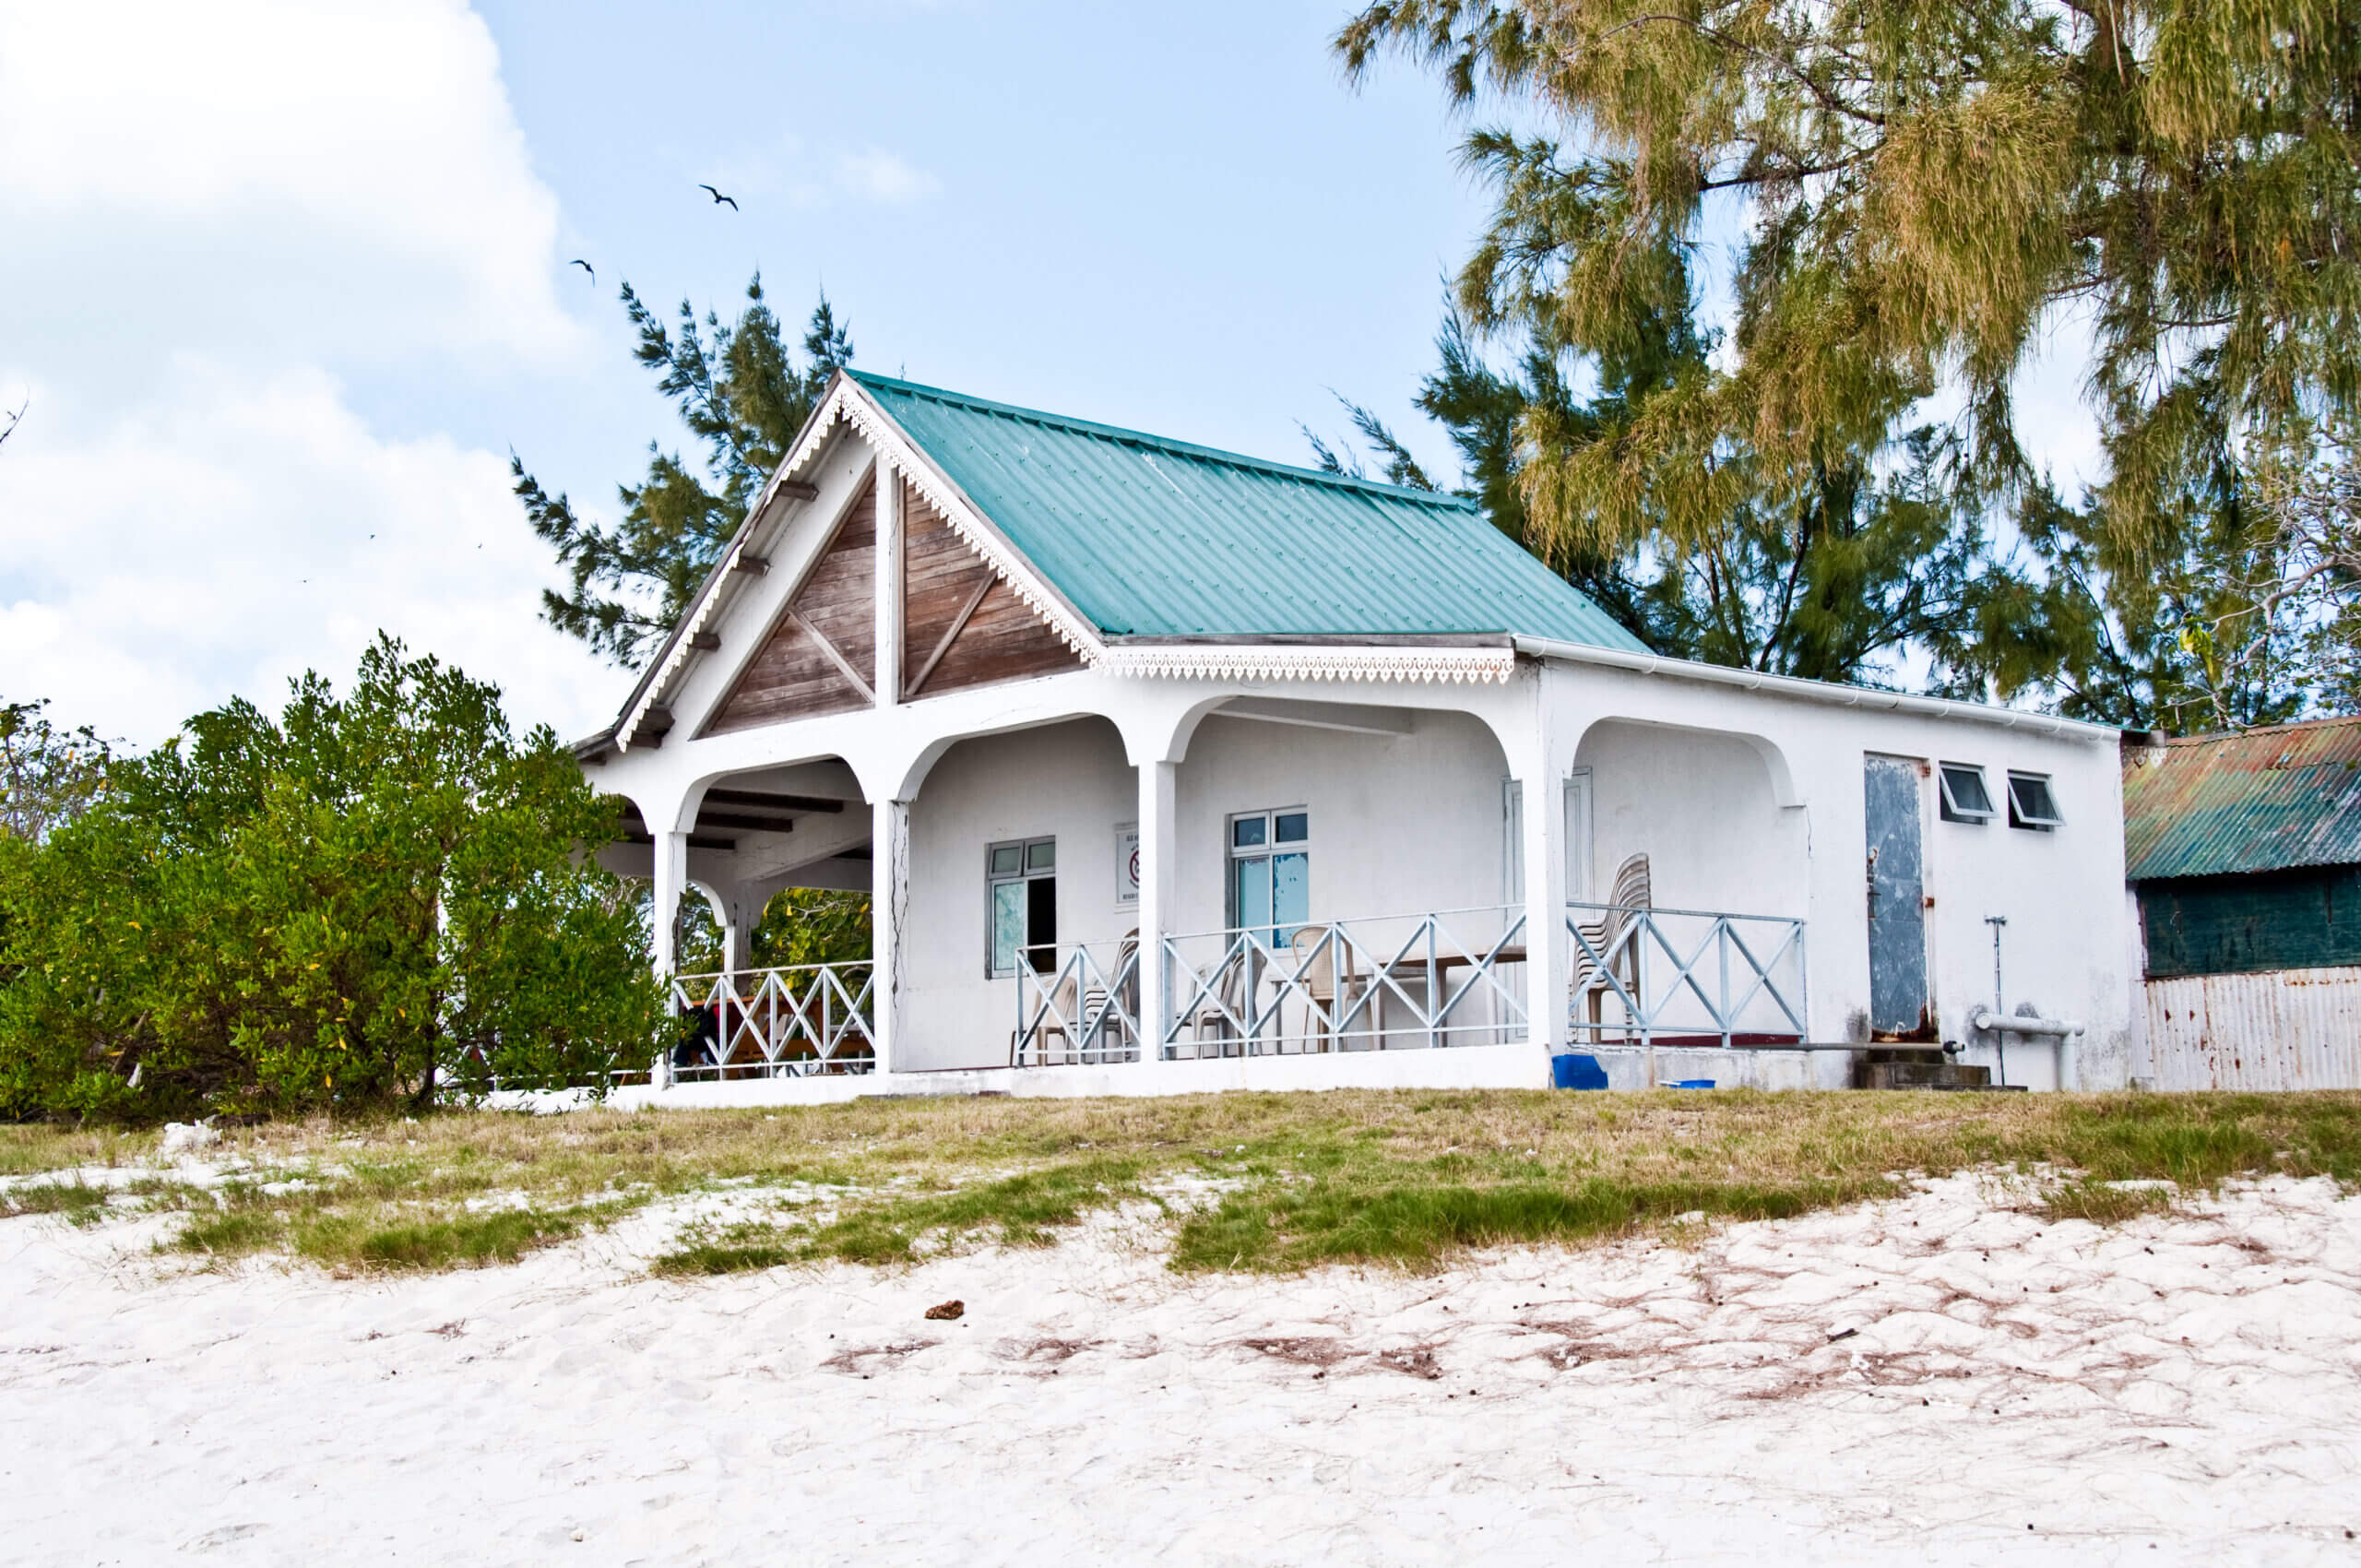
[[0, 636, 664, 1121]]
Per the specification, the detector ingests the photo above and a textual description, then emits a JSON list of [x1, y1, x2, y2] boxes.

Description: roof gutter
[[1510, 636, 2122, 742]]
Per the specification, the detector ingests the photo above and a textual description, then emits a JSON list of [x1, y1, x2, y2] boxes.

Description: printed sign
[[1115, 823, 1140, 905]]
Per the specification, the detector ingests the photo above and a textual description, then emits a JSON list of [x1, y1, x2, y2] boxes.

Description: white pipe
[[1969, 1006, 2084, 1038]]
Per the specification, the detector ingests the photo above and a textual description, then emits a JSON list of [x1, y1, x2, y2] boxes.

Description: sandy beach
[[5, 1170, 2357, 1566]]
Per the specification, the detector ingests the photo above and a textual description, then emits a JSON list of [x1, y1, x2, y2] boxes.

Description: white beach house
[[580, 371, 2138, 1100]]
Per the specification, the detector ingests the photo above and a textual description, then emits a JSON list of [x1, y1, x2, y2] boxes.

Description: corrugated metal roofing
[[2122, 717, 2361, 879], [850, 371, 1647, 649]]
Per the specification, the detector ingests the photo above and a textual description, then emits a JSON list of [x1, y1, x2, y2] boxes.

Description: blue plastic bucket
[[1551, 1053, 1609, 1090]]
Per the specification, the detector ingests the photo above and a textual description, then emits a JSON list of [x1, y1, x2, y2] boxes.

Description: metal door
[[1864, 755, 1931, 1037]]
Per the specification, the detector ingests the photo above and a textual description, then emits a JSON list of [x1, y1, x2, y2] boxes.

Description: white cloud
[[0, 1, 618, 747], [832, 148, 942, 205], [0, 0, 575, 364], [0, 359, 613, 746]]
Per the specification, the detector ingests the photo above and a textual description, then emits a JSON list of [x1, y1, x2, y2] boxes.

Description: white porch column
[[874, 461, 903, 707], [1517, 686, 1573, 1061], [718, 883, 763, 974], [649, 827, 689, 1087], [871, 795, 911, 1075], [1135, 759, 1178, 1061], [650, 829, 688, 979]]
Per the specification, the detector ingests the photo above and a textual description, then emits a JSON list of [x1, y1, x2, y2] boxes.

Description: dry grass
[[4, 1088, 2356, 1274]]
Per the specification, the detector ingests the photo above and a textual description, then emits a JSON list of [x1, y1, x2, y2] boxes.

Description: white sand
[[5, 1172, 2358, 1566]]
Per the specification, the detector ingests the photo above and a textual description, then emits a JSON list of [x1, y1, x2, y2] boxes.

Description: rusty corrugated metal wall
[[2143, 966, 2361, 1089]]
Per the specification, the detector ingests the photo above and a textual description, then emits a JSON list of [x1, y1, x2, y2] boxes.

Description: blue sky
[[0, 1, 2101, 746]]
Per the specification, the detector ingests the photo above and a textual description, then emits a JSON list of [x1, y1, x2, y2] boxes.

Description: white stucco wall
[[1542, 661, 2136, 1088], [900, 718, 1137, 1072], [1171, 710, 1512, 937]]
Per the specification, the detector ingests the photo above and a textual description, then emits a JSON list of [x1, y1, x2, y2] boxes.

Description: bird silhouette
[[698, 184, 740, 210], [570, 258, 596, 283]]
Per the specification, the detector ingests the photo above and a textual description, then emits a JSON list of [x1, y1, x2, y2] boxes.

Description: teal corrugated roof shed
[[851, 371, 1645, 650], [2123, 717, 2361, 880]]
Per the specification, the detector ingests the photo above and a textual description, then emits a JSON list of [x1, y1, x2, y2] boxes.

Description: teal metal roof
[[2123, 717, 2361, 880], [850, 371, 1647, 648]]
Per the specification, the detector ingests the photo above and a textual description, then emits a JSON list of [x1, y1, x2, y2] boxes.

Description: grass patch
[[655, 1234, 801, 1276], [652, 1158, 1145, 1273], [2, 1179, 113, 1220], [795, 1158, 1144, 1265], [327, 1206, 586, 1270], [10, 1087, 2355, 1275], [176, 1209, 290, 1256], [0, 1125, 148, 1176], [1173, 1174, 1877, 1271], [2033, 1177, 2181, 1225]]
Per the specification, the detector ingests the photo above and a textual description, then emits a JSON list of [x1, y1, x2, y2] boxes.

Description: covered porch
[[630, 691, 1815, 1095]]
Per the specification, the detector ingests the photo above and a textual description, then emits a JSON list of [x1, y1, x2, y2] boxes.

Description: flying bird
[[570, 258, 596, 283], [698, 184, 739, 210]]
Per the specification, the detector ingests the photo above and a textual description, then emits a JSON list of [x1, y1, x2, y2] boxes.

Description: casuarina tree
[[513, 277, 853, 669]]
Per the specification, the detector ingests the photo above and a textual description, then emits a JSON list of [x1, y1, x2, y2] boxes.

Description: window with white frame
[[2007, 772, 2063, 831], [1502, 773, 1594, 900], [987, 837, 1056, 976], [1938, 763, 1996, 824], [1228, 808, 1309, 943]]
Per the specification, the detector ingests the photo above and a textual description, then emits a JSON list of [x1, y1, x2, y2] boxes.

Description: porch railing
[[1567, 902, 1807, 1054], [1013, 940, 1142, 1065], [670, 961, 876, 1078], [1162, 905, 1529, 1059]]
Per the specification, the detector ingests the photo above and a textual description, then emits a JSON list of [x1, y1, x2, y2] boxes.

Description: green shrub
[[0, 636, 666, 1122]]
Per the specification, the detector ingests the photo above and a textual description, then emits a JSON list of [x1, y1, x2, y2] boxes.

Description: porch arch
[[1571, 718, 1807, 919]]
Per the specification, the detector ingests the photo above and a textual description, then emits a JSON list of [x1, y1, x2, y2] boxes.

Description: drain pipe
[[1969, 1007, 2086, 1090], [1984, 917, 2009, 1088]]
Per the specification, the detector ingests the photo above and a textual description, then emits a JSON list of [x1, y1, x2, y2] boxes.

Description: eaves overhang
[[1512, 636, 2124, 742]]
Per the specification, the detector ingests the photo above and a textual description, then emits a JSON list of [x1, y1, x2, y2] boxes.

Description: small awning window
[[2007, 771, 2064, 830], [1938, 763, 1995, 824]]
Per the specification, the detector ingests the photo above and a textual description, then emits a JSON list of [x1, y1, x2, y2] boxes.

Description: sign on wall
[[1116, 822, 1139, 906]]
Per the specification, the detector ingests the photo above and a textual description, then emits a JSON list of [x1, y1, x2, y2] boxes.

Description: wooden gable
[[897, 478, 1084, 699], [705, 477, 878, 734]]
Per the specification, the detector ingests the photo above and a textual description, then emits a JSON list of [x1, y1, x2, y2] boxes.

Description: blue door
[[1864, 756, 1931, 1038]]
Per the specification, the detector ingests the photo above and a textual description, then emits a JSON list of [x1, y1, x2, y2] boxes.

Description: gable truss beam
[[787, 608, 875, 705], [903, 570, 996, 700]]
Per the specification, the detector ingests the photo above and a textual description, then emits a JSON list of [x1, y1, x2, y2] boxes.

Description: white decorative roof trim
[[617, 378, 1105, 752], [1101, 645, 1516, 685], [619, 535, 759, 752]]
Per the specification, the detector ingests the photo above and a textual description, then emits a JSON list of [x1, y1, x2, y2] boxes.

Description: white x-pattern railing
[[1567, 902, 1807, 1053], [1013, 941, 1142, 1065], [670, 961, 876, 1078], [1162, 906, 1529, 1058]]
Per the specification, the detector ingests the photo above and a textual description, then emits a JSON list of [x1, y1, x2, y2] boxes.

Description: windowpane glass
[[1026, 839, 1055, 872], [1233, 855, 1272, 934], [990, 845, 1020, 876], [1273, 851, 1309, 938], [991, 881, 1026, 974], [1232, 814, 1266, 849], [1275, 812, 1309, 844], [1941, 766, 1994, 816], [2009, 774, 2062, 826]]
